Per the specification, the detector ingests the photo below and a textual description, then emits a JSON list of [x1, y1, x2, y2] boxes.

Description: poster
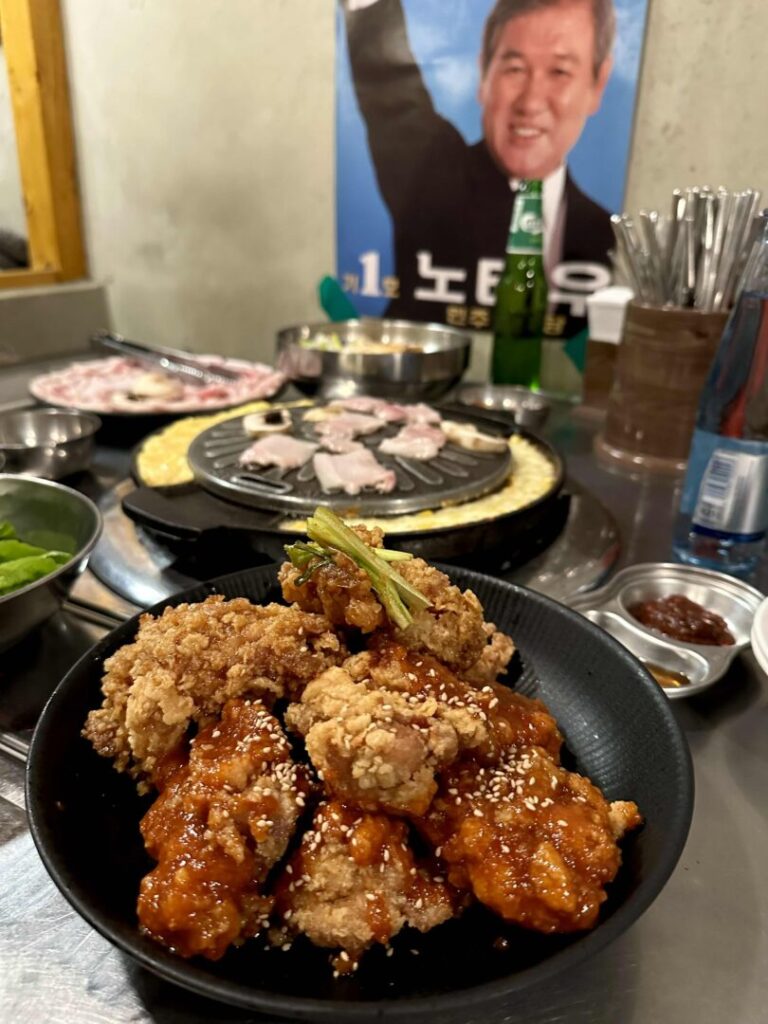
[[335, 0, 649, 346]]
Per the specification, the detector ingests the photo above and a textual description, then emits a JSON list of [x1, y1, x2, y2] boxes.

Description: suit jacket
[[344, 0, 614, 331]]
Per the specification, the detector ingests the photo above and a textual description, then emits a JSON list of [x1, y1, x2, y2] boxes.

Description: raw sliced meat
[[329, 397, 408, 422], [29, 356, 286, 415], [313, 449, 396, 495], [320, 436, 365, 455], [313, 412, 384, 441], [402, 403, 442, 425], [239, 434, 318, 470], [379, 424, 446, 460]]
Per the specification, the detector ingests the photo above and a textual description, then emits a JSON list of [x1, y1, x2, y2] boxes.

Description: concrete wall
[[1, 0, 767, 361]]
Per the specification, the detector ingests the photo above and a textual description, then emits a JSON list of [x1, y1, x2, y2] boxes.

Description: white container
[[586, 286, 634, 344]]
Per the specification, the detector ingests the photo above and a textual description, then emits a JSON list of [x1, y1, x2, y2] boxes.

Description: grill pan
[[187, 406, 512, 516], [123, 408, 566, 567]]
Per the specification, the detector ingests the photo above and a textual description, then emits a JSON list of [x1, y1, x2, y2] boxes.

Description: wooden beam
[[0, 0, 86, 280], [0, 268, 60, 289]]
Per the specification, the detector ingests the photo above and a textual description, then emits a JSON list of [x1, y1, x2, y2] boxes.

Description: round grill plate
[[187, 406, 513, 516]]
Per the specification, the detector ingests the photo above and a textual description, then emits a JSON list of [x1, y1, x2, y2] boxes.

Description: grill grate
[[187, 406, 513, 516]]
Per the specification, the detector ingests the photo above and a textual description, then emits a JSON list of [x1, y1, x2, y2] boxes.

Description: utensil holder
[[596, 302, 728, 472]]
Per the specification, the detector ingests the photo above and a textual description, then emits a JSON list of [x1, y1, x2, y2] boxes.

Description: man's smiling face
[[479, 0, 611, 180]]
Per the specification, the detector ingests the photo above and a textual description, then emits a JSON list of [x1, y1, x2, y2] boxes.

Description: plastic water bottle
[[673, 214, 768, 577]]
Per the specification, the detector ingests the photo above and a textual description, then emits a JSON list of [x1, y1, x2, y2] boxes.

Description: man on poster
[[341, 0, 617, 333]]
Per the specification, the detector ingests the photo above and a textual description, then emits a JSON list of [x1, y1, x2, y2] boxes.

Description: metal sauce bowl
[[275, 317, 470, 401], [455, 384, 551, 431], [570, 563, 764, 698], [0, 474, 102, 651], [0, 408, 101, 479]]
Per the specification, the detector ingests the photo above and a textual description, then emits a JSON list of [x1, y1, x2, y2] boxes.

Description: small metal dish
[[0, 407, 101, 479], [455, 384, 550, 431], [569, 563, 764, 698]]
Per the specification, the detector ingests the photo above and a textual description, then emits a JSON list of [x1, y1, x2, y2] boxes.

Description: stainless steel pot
[[275, 317, 470, 400]]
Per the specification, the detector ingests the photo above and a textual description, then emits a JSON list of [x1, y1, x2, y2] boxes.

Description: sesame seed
[[366, 893, 376, 902]]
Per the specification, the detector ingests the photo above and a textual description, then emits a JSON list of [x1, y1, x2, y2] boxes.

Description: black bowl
[[26, 564, 693, 1023]]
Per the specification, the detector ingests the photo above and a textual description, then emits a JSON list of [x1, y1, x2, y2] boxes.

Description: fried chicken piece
[[272, 800, 459, 970], [83, 595, 346, 788], [394, 559, 488, 672], [286, 642, 561, 815], [414, 747, 642, 934], [279, 524, 388, 632], [461, 623, 516, 687], [280, 544, 515, 681], [138, 698, 312, 960]]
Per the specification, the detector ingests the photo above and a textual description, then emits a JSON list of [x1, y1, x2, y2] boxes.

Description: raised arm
[[341, 0, 467, 215]]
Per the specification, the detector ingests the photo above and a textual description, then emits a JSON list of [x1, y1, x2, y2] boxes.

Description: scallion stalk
[[283, 507, 430, 629]]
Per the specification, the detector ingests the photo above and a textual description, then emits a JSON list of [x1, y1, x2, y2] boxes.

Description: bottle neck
[[506, 183, 544, 256]]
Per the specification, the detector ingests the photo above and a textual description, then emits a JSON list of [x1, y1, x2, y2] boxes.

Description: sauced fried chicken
[[83, 508, 645, 972], [278, 525, 388, 632], [83, 595, 346, 788], [279, 541, 515, 678], [286, 641, 561, 815], [414, 747, 642, 933], [138, 699, 313, 959], [272, 800, 459, 970]]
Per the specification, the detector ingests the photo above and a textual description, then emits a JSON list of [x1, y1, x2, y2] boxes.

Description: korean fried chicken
[[272, 800, 459, 970], [83, 595, 346, 788], [286, 641, 561, 815], [414, 747, 642, 933], [279, 534, 514, 678], [82, 507, 645, 973], [139, 698, 312, 960]]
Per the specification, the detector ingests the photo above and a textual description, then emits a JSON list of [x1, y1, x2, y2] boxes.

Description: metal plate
[[569, 562, 764, 698], [187, 406, 512, 516]]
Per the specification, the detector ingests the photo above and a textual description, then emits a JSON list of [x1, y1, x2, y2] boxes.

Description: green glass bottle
[[491, 179, 548, 387]]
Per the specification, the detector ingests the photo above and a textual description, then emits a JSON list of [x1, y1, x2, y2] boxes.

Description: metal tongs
[[91, 330, 241, 386]]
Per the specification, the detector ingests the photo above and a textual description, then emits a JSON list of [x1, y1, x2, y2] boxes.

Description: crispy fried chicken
[[138, 698, 312, 959], [272, 799, 459, 970], [286, 641, 560, 815], [414, 747, 642, 933], [279, 540, 515, 679], [83, 595, 346, 788]]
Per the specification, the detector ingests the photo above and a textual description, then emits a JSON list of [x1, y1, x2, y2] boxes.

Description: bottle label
[[691, 444, 768, 541], [507, 194, 543, 256]]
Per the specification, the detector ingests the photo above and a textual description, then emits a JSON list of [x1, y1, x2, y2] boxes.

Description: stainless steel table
[[1, 360, 767, 1024]]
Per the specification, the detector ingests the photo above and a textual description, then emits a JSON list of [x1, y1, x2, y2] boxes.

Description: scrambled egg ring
[[135, 406, 557, 534]]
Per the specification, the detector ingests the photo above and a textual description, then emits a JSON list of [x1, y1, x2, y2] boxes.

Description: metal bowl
[[275, 317, 470, 400], [570, 563, 764, 698], [0, 474, 102, 651], [0, 407, 101, 479], [456, 384, 551, 431]]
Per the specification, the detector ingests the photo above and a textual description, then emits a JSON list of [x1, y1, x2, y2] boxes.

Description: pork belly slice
[[320, 436, 365, 455], [329, 397, 408, 422], [313, 412, 384, 441], [402, 403, 442, 425], [379, 423, 446, 460], [313, 449, 396, 495], [238, 434, 318, 470]]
